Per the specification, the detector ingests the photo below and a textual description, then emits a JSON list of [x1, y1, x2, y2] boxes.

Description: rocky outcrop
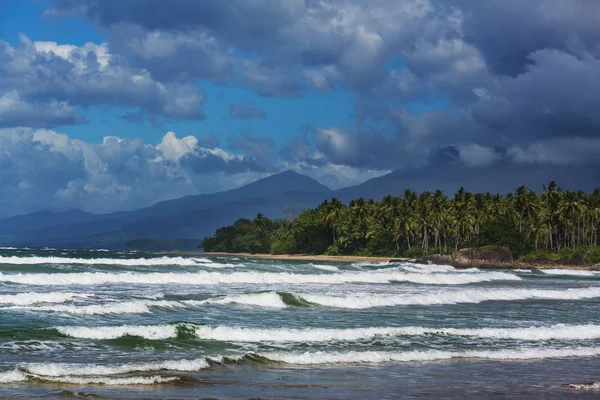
[[425, 246, 514, 269]]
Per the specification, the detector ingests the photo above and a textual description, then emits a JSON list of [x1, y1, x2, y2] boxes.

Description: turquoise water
[[0, 248, 599, 399]]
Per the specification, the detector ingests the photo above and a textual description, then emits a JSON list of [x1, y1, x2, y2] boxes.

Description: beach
[[200, 251, 600, 271]]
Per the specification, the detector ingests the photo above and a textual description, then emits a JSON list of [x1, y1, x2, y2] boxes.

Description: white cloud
[[0, 128, 267, 217], [0, 35, 207, 127], [457, 143, 500, 167]]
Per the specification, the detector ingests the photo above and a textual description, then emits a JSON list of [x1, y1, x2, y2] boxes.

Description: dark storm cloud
[[195, 133, 220, 149], [0, 35, 207, 127], [33, 0, 600, 181], [456, 0, 600, 77], [228, 131, 276, 170], [0, 92, 87, 128], [180, 150, 267, 174], [229, 102, 268, 119]]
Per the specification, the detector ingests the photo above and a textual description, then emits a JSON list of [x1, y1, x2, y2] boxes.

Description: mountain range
[[2, 161, 598, 249]]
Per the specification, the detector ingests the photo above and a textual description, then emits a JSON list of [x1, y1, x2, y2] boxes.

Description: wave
[[24, 358, 210, 376], [186, 291, 288, 308], [0, 292, 90, 305], [567, 382, 600, 390], [4, 300, 152, 315], [0, 269, 520, 286], [299, 286, 600, 308], [309, 263, 339, 271], [1, 346, 599, 385], [257, 347, 600, 365], [57, 324, 179, 340], [0, 369, 181, 385], [540, 269, 599, 277], [38, 375, 181, 385], [0, 255, 213, 266], [55, 322, 600, 342]]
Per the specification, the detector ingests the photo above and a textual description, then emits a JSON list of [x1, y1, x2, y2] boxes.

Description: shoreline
[[199, 252, 404, 263], [197, 251, 600, 270]]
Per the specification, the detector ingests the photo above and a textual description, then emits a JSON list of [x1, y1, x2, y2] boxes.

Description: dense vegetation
[[201, 182, 600, 263]]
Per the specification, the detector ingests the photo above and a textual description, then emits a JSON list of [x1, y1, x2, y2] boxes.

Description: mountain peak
[[244, 170, 332, 194]]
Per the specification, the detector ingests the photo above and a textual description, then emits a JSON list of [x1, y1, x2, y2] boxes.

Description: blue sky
[[0, 0, 599, 216], [0, 0, 446, 147]]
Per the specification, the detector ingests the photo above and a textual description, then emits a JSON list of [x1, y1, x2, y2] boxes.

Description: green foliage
[[324, 245, 340, 256], [478, 216, 528, 256], [403, 247, 424, 258], [202, 182, 600, 260], [201, 215, 285, 253], [521, 246, 600, 263]]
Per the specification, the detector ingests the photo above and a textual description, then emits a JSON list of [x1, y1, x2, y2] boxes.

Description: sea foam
[[0, 255, 212, 266], [0, 292, 90, 305], [56, 322, 600, 342], [299, 286, 600, 308], [0, 269, 520, 286], [258, 347, 600, 365]]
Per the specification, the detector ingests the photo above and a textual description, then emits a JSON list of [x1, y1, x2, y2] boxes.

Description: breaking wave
[[0, 255, 213, 266], [258, 347, 600, 365], [56, 322, 600, 342], [4, 301, 152, 315], [540, 269, 600, 277], [186, 291, 288, 308], [299, 286, 600, 308], [0, 292, 90, 306], [0, 269, 520, 286]]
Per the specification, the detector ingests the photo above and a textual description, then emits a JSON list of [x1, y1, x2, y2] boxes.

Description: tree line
[[201, 182, 600, 261]]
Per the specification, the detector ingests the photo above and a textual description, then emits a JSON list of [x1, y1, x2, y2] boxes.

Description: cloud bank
[[1, 0, 599, 215]]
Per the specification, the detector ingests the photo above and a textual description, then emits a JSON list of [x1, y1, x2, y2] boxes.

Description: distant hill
[[0, 170, 332, 248], [334, 160, 600, 201], [3, 163, 599, 249]]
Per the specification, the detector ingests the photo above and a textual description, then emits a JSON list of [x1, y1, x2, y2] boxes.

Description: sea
[[0, 248, 599, 399]]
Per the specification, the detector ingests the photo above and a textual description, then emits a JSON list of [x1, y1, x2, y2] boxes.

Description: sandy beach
[[200, 252, 404, 263], [197, 251, 600, 270]]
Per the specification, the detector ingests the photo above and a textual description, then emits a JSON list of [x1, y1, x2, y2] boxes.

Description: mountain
[[0, 170, 332, 248], [4, 162, 597, 249], [335, 160, 600, 201]]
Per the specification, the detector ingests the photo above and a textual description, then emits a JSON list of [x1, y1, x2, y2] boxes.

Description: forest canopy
[[201, 183, 600, 262]]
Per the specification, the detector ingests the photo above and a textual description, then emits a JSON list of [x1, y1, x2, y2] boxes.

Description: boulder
[[451, 246, 513, 269]]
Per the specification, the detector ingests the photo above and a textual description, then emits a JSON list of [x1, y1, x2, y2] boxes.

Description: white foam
[[6, 301, 151, 315], [194, 325, 403, 342], [300, 286, 600, 308], [0, 269, 520, 286], [568, 382, 600, 390], [259, 347, 600, 365], [0, 370, 27, 383], [309, 263, 339, 271], [25, 358, 210, 377], [42, 375, 180, 385], [0, 255, 208, 266], [57, 323, 600, 342], [0, 292, 90, 305], [188, 292, 287, 308], [540, 269, 599, 277], [57, 324, 179, 340], [198, 323, 600, 342]]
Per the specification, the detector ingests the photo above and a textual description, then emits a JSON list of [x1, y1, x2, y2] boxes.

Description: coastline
[[197, 251, 600, 270], [199, 252, 404, 263]]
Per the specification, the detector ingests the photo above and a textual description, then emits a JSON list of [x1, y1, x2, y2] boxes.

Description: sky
[[0, 0, 599, 216]]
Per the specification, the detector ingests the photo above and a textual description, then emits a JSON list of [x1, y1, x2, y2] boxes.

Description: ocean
[[0, 247, 599, 399]]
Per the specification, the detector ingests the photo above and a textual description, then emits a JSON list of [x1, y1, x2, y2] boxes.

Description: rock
[[451, 246, 513, 269], [423, 246, 514, 269]]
